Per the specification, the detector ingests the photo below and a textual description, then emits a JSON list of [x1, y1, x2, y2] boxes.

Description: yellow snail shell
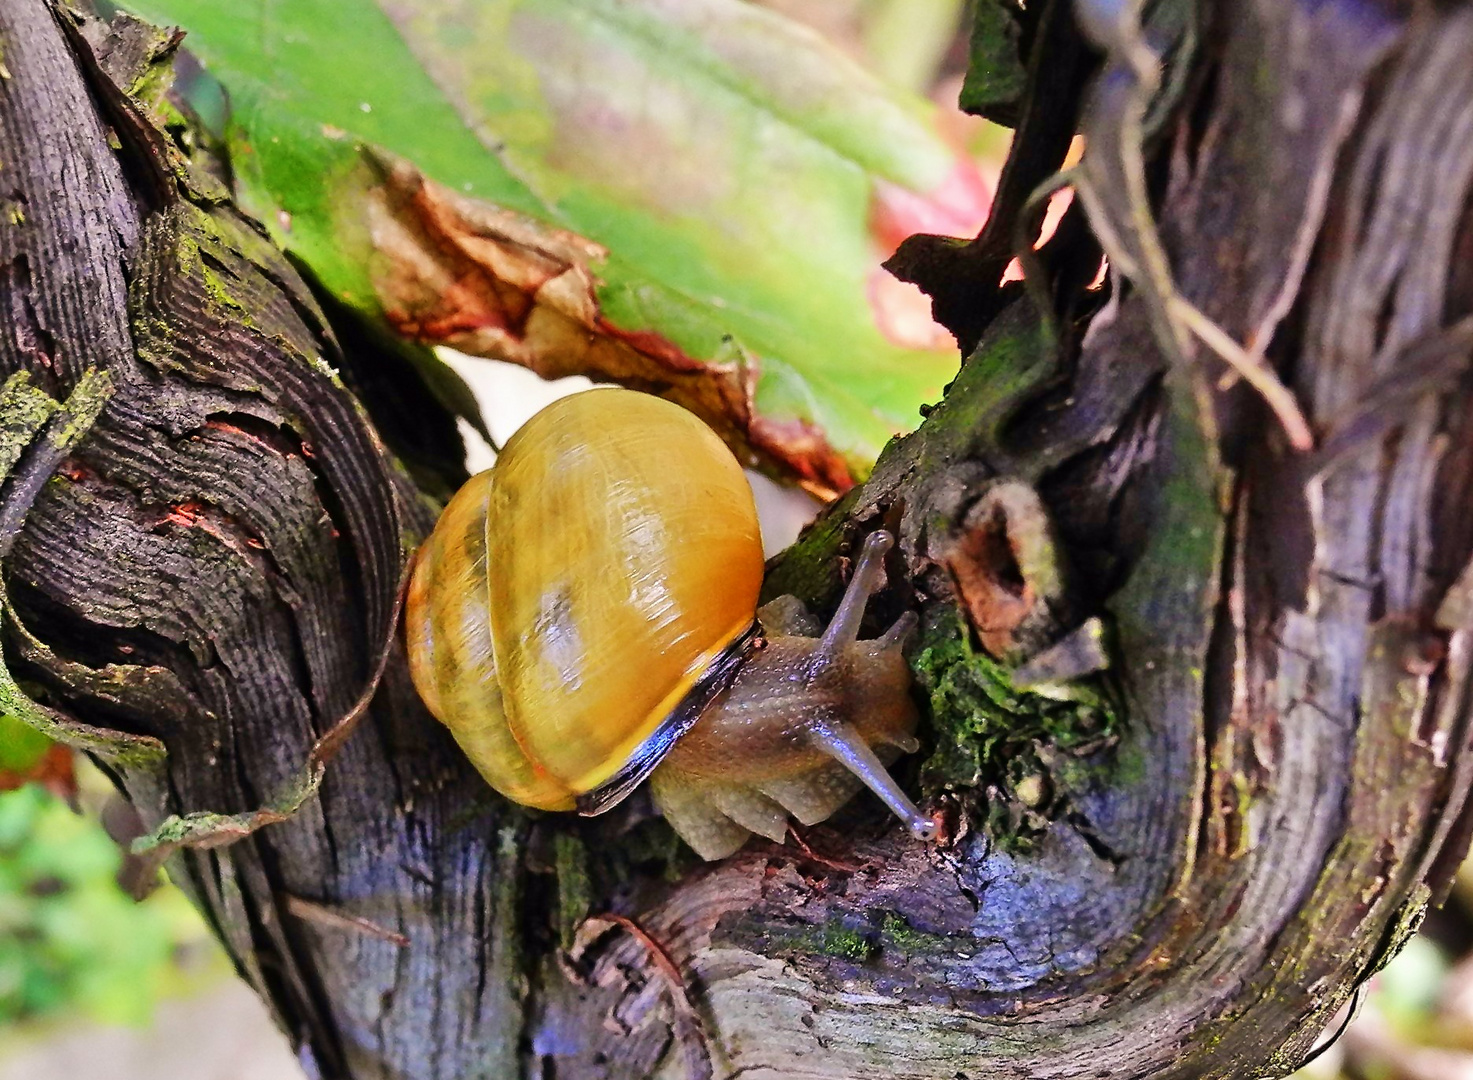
[[406, 387, 933, 859]]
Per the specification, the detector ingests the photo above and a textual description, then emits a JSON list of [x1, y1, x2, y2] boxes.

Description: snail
[[405, 387, 935, 860]]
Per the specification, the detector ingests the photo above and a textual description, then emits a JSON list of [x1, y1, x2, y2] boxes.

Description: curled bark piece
[[569, 914, 713, 1080], [934, 480, 1068, 660]]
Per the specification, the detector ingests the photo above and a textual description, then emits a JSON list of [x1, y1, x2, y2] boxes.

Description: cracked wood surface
[[4, 1, 1473, 1078]]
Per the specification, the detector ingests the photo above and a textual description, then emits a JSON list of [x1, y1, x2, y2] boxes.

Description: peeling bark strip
[[4, 1, 1473, 1080]]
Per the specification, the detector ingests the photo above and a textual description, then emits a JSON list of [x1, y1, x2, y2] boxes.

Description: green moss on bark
[[913, 608, 1117, 849]]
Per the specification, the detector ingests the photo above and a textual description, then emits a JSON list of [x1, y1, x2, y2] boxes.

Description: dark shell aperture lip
[[575, 619, 762, 817]]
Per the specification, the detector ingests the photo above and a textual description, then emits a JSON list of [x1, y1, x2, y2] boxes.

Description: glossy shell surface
[[406, 388, 764, 810]]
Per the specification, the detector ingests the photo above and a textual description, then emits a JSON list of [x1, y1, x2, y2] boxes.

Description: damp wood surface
[[4, 1, 1473, 1079]]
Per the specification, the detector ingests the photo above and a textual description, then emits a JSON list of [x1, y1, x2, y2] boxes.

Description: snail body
[[406, 387, 932, 859]]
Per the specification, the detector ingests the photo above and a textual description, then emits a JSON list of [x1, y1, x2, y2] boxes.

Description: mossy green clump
[[911, 609, 1118, 850], [820, 924, 875, 962], [879, 911, 952, 955], [913, 610, 1116, 786], [758, 911, 959, 967], [733, 915, 878, 966]]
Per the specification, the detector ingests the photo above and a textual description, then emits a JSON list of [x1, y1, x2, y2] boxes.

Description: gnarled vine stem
[[4, 1, 1473, 1078]]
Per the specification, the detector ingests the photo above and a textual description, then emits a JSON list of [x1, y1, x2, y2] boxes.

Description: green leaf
[[0, 715, 52, 777], [121, 0, 977, 485], [959, 0, 1029, 125]]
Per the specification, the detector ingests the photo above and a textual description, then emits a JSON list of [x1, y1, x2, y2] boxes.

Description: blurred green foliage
[[0, 780, 221, 1029], [0, 716, 52, 777], [1374, 935, 1450, 1031]]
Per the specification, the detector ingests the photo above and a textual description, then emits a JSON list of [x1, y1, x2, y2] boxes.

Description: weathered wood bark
[[5, 1, 1473, 1078]]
